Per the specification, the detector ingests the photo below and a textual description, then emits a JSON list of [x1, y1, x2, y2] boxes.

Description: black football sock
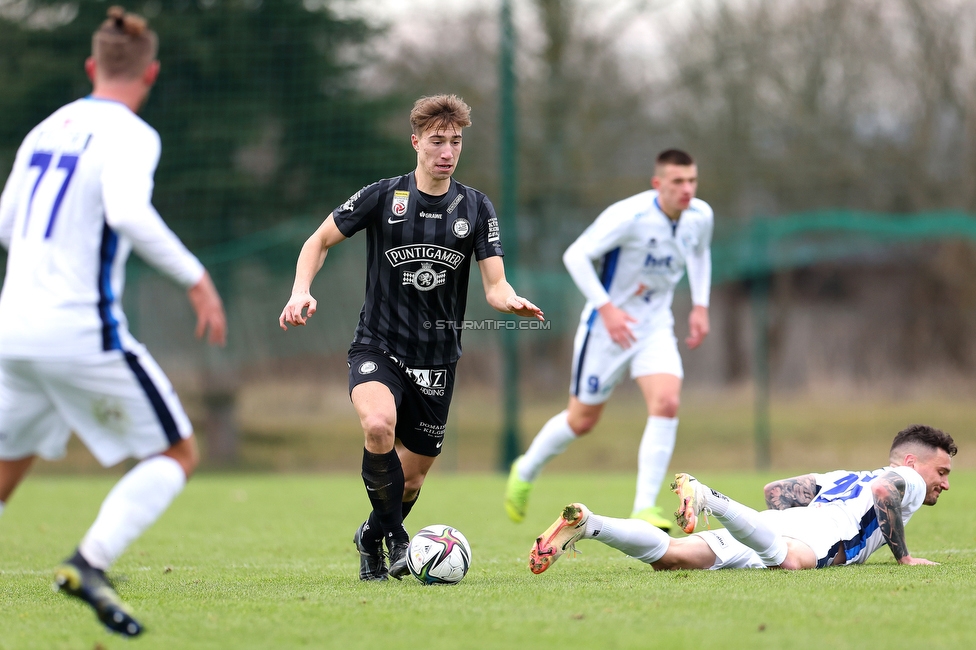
[[361, 448, 408, 544], [362, 511, 384, 547], [401, 490, 420, 521]]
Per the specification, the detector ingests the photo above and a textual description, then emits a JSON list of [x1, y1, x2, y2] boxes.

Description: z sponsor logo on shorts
[[359, 361, 378, 375], [407, 368, 447, 396]]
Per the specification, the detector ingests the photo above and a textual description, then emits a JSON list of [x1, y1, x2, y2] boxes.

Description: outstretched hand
[[506, 295, 544, 320], [279, 292, 317, 330], [898, 556, 939, 566]]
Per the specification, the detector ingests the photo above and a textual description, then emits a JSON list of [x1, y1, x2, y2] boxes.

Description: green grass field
[[2, 471, 975, 649]]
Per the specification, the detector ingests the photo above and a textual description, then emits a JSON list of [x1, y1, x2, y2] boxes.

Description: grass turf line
[[1, 472, 975, 649]]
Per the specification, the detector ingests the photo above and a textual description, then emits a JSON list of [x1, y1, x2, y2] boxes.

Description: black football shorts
[[347, 343, 456, 457]]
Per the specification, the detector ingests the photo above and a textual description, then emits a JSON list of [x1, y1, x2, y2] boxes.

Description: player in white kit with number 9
[[0, 7, 226, 637], [506, 149, 712, 530]]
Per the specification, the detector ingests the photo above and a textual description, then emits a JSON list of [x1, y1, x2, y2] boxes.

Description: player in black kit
[[279, 95, 543, 580]]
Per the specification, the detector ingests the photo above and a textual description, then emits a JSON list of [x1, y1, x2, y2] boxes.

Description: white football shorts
[[569, 311, 683, 405], [756, 506, 853, 564], [697, 507, 854, 570], [0, 344, 192, 467], [696, 529, 766, 570]]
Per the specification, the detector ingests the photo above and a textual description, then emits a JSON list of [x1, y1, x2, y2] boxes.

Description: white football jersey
[[0, 97, 204, 356], [808, 465, 926, 566], [563, 189, 713, 332]]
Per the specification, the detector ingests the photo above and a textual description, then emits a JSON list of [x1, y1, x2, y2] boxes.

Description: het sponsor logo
[[644, 253, 674, 269]]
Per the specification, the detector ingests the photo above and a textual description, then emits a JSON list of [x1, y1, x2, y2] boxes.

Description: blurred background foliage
[[2, 0, 976, 470]]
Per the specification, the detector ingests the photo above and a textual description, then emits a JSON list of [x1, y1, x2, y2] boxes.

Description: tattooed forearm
[[873, 472, 908, 562], [764, 474, 818, 510]]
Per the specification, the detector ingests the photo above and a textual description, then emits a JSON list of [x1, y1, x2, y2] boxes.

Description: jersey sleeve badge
[[338, 186, 366, 213]]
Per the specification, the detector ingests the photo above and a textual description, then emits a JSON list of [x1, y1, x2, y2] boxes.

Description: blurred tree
[[359, 1, 662, 269], [651, 0, 976, 378], [0, 0, 412, 248], [656, 0, 976, 219]]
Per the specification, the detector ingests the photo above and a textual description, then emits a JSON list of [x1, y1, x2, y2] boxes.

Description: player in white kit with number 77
[[0, 7, 226, 638], [506, 149, 712, 530]]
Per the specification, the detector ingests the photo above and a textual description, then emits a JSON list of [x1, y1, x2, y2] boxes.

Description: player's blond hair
[[92, 6, 158, 80], [409, 95, 472, 136]]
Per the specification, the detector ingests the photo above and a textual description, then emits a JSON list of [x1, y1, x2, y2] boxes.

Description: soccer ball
[[406, 524, 472, 585]]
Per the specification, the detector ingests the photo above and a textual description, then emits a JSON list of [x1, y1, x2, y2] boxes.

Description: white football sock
[[0, 501, 5, 518], [516, 411, 577, 482], [584, 514, 671, 564], [79, 455, 187, 570], [632, 416, 678, 512], [703, 487, 787, 566]]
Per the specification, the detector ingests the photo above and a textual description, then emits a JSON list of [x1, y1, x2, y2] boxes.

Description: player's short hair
[[410, 95, 472, 136], [890, 424, 957, 459], [655, 149, 695, 168], [92, 6, 158, 80]]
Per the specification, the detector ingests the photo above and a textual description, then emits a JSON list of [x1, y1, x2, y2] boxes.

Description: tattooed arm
[[872, 471, 937, 565], [764, 474, 818, 510]]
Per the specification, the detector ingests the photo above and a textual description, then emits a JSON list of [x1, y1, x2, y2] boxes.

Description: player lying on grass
[[528, 424, 954, 573]]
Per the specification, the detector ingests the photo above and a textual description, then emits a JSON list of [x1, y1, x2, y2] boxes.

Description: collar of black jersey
[[409, 173, 459, 208]]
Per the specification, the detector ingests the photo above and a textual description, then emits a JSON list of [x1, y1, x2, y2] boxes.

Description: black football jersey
[[332, 172, 504, 366]]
